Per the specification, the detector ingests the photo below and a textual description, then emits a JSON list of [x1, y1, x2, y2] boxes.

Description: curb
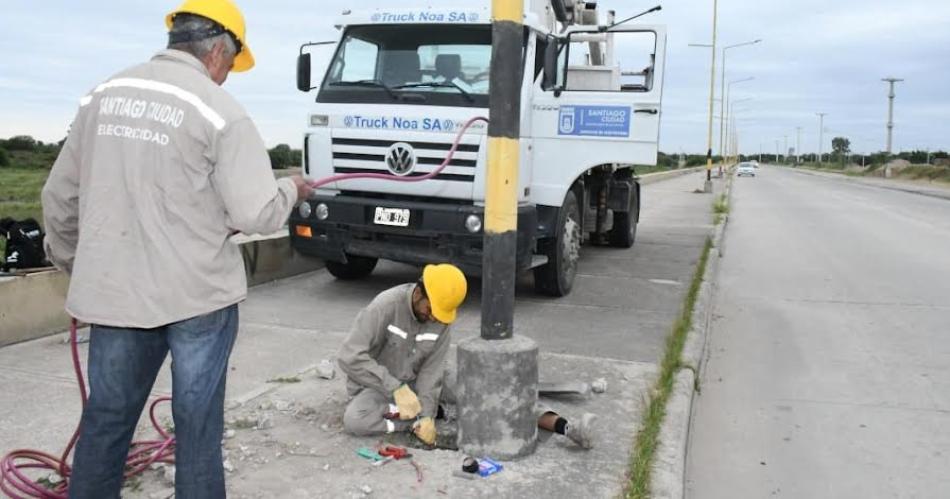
[[0, 232, 323, 347], [651, 171, 734, 499]]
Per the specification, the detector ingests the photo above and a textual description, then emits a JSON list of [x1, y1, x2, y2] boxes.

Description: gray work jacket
[[41, 49, 297, 328], [337, 284, 450, 418]]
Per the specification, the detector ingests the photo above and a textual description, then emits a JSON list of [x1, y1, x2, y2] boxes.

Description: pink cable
[[0, 320, 175, 498], [0, 115, 490, 497], [306, 116, 489, 189]]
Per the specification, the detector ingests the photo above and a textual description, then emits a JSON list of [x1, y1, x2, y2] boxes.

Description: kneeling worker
[[337, 264, 595, 449]]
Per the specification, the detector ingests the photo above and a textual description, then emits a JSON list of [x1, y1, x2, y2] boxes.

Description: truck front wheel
[[534, 190, 582, 297], [325, 254, 378, 280]]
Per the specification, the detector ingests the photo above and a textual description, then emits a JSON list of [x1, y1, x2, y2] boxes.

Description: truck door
[[529, 26, 667, 207]]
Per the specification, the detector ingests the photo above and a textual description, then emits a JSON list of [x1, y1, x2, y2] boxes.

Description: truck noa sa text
[[290, 0, 667, 297]]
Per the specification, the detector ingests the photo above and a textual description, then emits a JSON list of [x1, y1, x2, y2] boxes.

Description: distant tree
[[5, 135, 38, 151], [268, 144, 297, 169], [0, 147, 8, 167], [831, 137, 850, 155]]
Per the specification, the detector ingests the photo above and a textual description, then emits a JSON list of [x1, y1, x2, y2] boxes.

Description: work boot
[[565, 413, 597, 450]]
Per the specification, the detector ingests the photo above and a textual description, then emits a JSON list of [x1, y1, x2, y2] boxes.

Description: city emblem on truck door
[[386, 142, 417, 176]]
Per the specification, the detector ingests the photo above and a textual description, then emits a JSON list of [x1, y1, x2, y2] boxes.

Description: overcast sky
[[2, 0, 948, 154]]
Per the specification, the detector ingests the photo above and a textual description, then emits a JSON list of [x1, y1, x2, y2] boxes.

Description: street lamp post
[[796, 126, 802, 165], [718, 39, 761, 171], [703, 0, 719, 192], [723, 78, 753, 166], [816, 112, 827, 164]]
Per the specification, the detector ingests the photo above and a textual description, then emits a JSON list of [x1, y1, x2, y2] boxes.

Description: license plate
[[374, 207, 410, 227]]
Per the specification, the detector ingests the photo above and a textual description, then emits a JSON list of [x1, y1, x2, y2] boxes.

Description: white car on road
[[737, 162, 756, 177]]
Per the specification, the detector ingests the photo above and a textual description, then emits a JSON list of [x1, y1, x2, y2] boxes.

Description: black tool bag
[[1, 218, 50, 271]]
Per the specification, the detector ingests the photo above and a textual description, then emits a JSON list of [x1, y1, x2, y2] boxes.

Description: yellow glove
[[414, 417, 436, 446], [392, 385, 422, 420]]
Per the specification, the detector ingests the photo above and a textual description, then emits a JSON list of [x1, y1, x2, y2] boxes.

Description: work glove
[[413, 417, 437, 446], [393, 384, 422, 420]]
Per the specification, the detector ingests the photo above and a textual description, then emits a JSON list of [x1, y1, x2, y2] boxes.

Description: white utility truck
[[290, 0, 667, 296]]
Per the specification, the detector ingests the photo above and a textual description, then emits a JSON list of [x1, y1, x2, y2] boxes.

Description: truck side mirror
[[297, 53, 312, 92], [542, 38, 559, 91]]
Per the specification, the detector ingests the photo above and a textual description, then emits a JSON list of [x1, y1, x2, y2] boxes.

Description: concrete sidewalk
[[0, 171, 721, 498]]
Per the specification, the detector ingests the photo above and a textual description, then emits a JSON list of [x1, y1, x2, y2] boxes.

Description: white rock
[[274, 400, 292, 412], [317, 360, 336, 379], [224, 429, 236, 439], [360, 485, 373, 495], [223, 459, 235, 473], [163, 465, 176, 484], [256, 415, 273, 430], [322, 463, 330, 471], [592, 378, 608, 393]]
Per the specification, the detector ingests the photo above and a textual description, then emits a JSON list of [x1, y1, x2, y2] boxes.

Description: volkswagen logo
[[385, 142, 416, 176]]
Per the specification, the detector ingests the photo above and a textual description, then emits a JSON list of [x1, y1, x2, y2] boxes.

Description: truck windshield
[[318, 24, 492, 108]]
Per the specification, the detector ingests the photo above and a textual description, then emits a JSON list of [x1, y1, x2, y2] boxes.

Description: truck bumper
[[289, 195, 538, 276]]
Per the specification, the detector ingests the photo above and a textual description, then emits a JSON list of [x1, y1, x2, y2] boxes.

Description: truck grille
[[331, 137, 480, 182]]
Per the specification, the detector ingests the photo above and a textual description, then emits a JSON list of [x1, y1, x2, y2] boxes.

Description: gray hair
[[168, 13, 237, 60]]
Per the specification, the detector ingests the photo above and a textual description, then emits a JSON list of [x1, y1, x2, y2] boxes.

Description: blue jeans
[[68, 305, 238, 499]]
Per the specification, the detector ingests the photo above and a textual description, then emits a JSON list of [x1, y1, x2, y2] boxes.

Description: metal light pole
[[718, 39, 761, 170], [723, 78, 753, 165], [783, 135, 788, 164], [703, 0, 719, 192], [816, 112, 826, 164], [728, 97, 752, 164], [882, 77, 904, 155], [796, 126, 802, 165]]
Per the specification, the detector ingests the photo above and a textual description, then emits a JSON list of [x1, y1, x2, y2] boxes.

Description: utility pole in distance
[[816, 112, 827, 164], [457, 0, 539, 460], [882, 77, 904, 155], [796, 126, 802, 165]]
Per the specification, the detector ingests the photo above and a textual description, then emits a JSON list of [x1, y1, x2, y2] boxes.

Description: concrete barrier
[[639, 167, 703, 185], [0, 232, 323, 347]]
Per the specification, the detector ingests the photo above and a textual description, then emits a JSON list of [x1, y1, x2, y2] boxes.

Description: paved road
[[686, 166, 950, 497]]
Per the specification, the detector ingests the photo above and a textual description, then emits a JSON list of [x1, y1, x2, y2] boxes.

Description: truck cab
[[290, 0, 666, 296]]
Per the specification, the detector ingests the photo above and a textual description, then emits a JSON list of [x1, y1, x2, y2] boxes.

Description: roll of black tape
[[462, 457, 479, 473]]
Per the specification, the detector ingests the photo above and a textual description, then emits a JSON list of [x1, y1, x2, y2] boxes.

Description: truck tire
[[609, 186, 638, 248], [534, 190, 582, 297], [325, 254, 378, 280]]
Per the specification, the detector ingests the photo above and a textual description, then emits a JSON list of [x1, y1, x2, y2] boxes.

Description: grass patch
[[625, 236, 714, 499], [712, 193, 729, 225]]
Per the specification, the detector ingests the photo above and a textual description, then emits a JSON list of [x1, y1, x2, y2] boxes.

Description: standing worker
[[338, 264, 597, 449], [41, 1, 311, 497]]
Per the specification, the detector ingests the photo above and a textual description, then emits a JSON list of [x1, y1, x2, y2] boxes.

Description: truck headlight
[[298, 202, 312, 218], [465, 214, 482, 233], [315, 203, 330, 221], [310, 114, 329, 127]]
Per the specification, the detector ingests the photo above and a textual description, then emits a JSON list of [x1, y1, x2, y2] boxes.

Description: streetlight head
[[753, 39, 762, 44]]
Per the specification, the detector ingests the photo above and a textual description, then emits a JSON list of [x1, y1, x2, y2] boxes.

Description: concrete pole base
[[457, 336, 539, 459], [703, 179, 713, 193]]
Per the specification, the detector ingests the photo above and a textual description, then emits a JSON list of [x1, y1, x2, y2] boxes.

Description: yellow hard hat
[[422, 264, 467, 324], [166, 0, 255, 72]]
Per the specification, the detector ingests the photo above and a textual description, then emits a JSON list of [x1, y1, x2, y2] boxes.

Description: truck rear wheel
[[325, 254, 378, 280], [609, 186, 638, 248], [534, 190, 581, 297]]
